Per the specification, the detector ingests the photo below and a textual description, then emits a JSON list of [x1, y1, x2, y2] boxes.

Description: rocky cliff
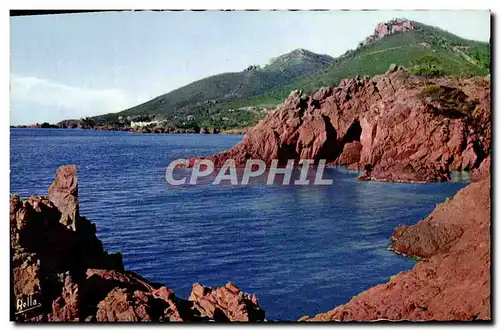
[[11, 163, 491, 322], [301, 168, 491, 321], [190, 66, 490, 183], [11, 166, 265, 322]]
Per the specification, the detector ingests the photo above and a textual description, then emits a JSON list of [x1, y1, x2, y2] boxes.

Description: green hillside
[[91, 48, 333, 128], [225, 21, 490, 110], [88, 19, 489, 132]]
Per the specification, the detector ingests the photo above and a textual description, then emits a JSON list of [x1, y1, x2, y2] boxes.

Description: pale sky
[[10, 10, 490, 125]]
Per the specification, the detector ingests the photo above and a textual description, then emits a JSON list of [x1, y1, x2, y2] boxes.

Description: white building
[[130, 120, 160, 128]]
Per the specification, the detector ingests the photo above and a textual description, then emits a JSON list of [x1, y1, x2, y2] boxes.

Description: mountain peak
[[267, 48, 333, 70], [89, 19, 488, 132], [289, 48, 312, 55]]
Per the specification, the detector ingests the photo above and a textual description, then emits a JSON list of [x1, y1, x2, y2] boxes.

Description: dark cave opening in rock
[[315, 115, 339, 162], [342, 119, 362, 144], [331, 119, 364, 167]]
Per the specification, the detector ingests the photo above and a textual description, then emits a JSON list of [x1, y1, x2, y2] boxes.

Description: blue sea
[[10, 128, 468, 321]]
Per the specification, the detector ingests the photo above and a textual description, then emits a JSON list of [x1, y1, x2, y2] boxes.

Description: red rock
[[12, 160, 491, 322], [390, 221, 464, 258], [189, 282, 265, 322], [48, 165, 79, 231], [11, 166, 265, 322], [365, 19, 416, 43], [335, 141, 362, 168], [49, 272, 79, 321], [152, 286, 175, 302], [471, 156, 490, 182], [96, 288, 153, 322], [192, 68, 490, 183], [302, 175, 491, 321]]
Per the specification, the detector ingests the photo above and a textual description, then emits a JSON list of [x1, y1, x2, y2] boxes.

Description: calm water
[[10, 128, 468, 321]]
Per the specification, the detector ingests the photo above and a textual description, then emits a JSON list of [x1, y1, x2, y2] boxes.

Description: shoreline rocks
[[11, 165, 491, 322], [189, 68, 490, 183], [11, 166, 265, 322], [11, 125, 248, 135], [301, 171, 491, 321]]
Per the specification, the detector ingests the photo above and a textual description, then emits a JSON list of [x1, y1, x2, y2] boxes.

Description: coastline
[[302, 167, 491, 321], [9, 12, 491, 323], [11, 165, 264, 322], [10, 125, 249, 135], [186, 68, 490, 184], [11, 164, 490, 322], [10, 67, 491, 322]]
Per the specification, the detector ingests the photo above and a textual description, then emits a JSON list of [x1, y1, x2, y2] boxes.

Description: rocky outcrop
[[48, 165, 80, 231], [471, 155, 491, 182], [189, 282, 265, 322], [57, 119, 86, 129], [11, 166, 265, 322], [364, 18, 416, 44], [11, 162, 491, 322], [301, 171, 491, 321], [191, 67, 490, 183], [334, 141, 362, 169]]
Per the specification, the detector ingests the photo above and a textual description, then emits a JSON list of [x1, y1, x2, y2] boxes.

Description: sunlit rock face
[[11, 166, 265, 322], [302, 171, 491, 321], [189, 67, 490, 183]]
